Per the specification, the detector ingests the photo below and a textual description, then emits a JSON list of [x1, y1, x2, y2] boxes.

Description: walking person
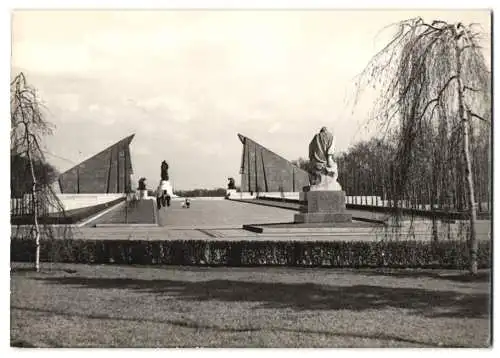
[[156, 179, 172, 209]]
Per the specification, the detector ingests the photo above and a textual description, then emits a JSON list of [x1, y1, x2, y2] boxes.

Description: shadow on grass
[[357, 269, 491, 283], [11, 338, 62, 348], [10, 268, 35, 274], [11, 267, 77, 275], [35, 276, 490, 319], [11, 305, 457, 347], [11, 339, 37, 348]]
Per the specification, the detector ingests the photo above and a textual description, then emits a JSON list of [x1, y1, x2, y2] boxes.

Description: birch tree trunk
[[454, 29, 478, 275], [463, 110, 478, 274], [24, 126, 41, 272]]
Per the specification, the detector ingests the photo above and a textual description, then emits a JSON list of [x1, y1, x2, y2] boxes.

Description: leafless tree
[[11, 72, 68, 272], [354, 18, 491, 274]]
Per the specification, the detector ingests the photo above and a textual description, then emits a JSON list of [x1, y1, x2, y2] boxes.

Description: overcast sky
[[11, 9, 491, 190]]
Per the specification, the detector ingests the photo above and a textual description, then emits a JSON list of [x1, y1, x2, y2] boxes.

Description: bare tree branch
[[10, 72, 71, 272], [352, 18, 491, 271]]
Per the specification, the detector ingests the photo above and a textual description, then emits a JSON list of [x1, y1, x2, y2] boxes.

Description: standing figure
[[227, 177, 236, 190], [161, 160, 169, 181]]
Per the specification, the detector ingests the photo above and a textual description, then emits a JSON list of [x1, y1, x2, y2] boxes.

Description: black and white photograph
[[7, 5, 493, 349]]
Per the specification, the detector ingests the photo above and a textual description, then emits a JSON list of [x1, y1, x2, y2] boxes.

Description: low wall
[[258, 192, 383, 203], [56, 193, 125, 211], [258, 192, 299, 200], [227, 192, 257, 200], [11, 193, 126, 216], [11, 196, 126, 225]]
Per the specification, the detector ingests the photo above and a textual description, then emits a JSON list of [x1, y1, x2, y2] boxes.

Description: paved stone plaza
[[157, 199, 297, 227], [45, 198, 487, 243], [74, 198, 384, 242]]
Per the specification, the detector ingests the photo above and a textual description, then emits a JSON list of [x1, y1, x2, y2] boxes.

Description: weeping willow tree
[[355, 18, 491, 274], [11, 72, 68, 272]]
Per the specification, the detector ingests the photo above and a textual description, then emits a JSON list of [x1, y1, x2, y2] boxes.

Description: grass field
[[10, 263, 491, 348]]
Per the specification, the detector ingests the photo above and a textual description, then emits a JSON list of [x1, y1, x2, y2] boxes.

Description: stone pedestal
[[294, 190, 352, 224], [138, 189, 148, 199], [225, 189, 237, 198], [309, 173, 343, 191]]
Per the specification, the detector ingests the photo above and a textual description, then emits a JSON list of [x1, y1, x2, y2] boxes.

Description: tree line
[[11, 154, 59, 199], [174, 188, 228, 197]]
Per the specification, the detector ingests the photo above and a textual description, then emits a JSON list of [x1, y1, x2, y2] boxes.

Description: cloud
[[133, 145, 152, 156], [88, 103, 100, 112], [267, 122, 282, 134], [133, 97, 193, 123], [50, 93, 81, 113]]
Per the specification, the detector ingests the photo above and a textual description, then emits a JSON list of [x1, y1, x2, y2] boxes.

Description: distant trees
[[174, 188, 228, 197], [11, 153, 59, 198], [290, 157, 309, 172], [336, 138, 395, 198]]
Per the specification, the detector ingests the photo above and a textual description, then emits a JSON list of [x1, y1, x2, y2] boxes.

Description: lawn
[[10, 262, 491, 348]]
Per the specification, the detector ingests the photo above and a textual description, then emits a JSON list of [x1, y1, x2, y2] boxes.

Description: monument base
[[225, 189, 237, 198], [301, 190, 346, 212], [295, 190, 352, 224], [294, 212, 352, 224], [309, 173, 343, 191]]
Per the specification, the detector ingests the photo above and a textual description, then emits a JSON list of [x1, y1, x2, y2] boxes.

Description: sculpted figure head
[[309, 128, 333, 161]]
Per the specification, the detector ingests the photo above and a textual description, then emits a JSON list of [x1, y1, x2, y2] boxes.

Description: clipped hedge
[[10, 238, 491, 269]]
